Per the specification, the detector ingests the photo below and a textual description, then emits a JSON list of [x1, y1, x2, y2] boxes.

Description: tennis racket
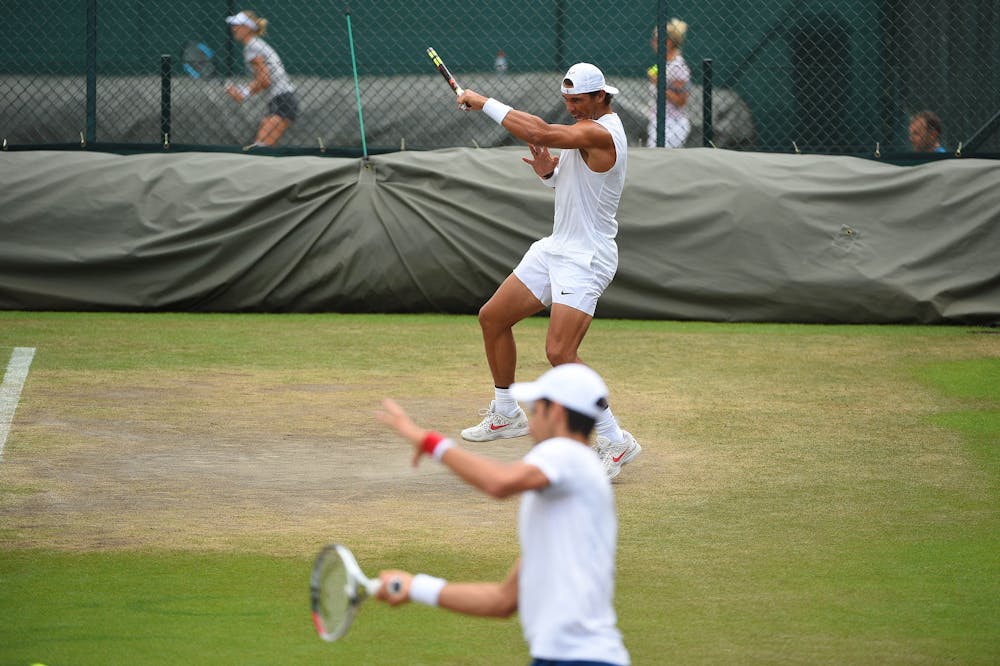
[[426, 47, 468, 108], [310, 543, 402, 642], [182, 41, 215, 79]]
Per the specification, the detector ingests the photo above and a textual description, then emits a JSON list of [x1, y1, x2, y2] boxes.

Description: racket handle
[[366, 576, 403, 596]]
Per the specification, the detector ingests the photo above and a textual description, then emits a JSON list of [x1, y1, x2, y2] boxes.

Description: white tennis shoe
[[595, 430, 642, 480], [461, 401, 529, 442]]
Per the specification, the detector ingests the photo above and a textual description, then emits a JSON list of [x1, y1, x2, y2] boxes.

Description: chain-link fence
[[3, 0, 998, 157]]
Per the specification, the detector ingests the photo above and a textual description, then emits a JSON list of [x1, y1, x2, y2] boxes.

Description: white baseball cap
[[226, 12, 257, 30], [510, 364, 609, 419], [560, 63, 620, 96]]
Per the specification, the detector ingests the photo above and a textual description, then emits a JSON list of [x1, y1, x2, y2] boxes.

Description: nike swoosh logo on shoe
[[490, 424, 510, 431], [612, 449, 629, 463]]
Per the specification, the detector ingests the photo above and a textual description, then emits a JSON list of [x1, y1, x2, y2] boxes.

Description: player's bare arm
[[457, 89, 616, 172], [437, 560, 519, 617], [440, 448, 549, 498], [378, 561, 519, 618], [376, 398, 549, 497]]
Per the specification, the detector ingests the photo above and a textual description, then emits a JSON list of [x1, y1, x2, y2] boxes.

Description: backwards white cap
[[225, 12, 257, 30], [560, 63, 620, 96], [510, 364, 609, 419]]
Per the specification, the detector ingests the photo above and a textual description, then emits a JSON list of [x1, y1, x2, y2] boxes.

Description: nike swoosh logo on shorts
[[560, 290, 573, 295]]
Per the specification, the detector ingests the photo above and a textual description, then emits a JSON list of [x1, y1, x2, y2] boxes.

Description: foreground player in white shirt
[[375, 364, 630, 666], [454, 63, 641, 480]]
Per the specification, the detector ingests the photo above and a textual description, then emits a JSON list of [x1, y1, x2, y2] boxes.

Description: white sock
[[494, 386, 520, 416], [594, 406, 624, 443]]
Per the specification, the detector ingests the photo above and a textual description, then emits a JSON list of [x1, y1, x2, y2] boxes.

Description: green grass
[[0, 548, 525, 666], [0, 312, 997, 665]]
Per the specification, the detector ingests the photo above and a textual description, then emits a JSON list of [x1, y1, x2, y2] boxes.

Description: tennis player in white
[[375, 363, 630, 666], [225, 10, 299, 147], [454, 63, 641, 480]]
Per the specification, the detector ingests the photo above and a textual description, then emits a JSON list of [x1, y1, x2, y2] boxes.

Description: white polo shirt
[[519, 437, 630, 665]]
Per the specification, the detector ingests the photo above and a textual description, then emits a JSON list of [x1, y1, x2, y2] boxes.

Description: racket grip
[[367, 575, 403, 596]]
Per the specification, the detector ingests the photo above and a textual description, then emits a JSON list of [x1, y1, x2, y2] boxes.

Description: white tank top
[[544, 112, 627, 268]]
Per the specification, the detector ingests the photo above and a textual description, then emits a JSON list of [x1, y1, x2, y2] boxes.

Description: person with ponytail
[[225, 10, 299, 147]]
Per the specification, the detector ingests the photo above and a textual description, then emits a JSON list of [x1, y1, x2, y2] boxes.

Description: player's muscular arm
[[503, 113, 615, 173], [440, 448, 549, 498], [503, 111, 603, 150], [456, 89, 615, 172]]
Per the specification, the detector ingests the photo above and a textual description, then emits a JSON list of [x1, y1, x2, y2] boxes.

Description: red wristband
[[421, 431, 446, 457]]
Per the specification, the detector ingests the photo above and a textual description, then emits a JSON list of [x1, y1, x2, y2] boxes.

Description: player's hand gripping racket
[[426, 47, 468, 109], [310, 543, 402, 641]]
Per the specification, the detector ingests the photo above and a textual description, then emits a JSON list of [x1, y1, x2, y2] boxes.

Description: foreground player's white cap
[[560, 63, 620, 96], [510, 363, 609, 419], [226, 12, 257, 30]]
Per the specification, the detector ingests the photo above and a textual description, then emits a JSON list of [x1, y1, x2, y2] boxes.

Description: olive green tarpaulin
[[1, 148, 998, 323]]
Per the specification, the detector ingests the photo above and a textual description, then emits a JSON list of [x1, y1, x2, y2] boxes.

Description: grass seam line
[[0, 346, 35, 462]]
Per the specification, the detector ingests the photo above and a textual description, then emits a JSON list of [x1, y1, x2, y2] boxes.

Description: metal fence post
[[554, 0, 566, 71], [85, 0, 98, 145], [656, 0, 666, 148], [702, 58, 713, 147], [225, 0, 236, 77], [160, 55, 172, 148]]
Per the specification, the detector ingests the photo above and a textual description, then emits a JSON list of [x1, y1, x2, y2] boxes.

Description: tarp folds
[[1, 148, 997, 323]]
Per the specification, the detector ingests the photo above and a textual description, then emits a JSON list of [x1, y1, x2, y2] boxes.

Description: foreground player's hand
[[456, 89, 487, 111], [523, 144, 558, 177], [376, 399, 428, 462], [376, 570, 413, 606]]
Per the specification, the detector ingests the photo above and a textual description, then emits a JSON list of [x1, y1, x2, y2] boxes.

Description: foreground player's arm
[[439, 445, 548, 498], [376, 399, 549, 498], [377, 560, 520, 618]]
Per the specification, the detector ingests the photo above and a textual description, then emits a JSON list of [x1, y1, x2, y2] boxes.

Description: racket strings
[[314, 554, 355, 639]]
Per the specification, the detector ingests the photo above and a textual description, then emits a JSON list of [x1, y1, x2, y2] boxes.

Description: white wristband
[[483, 98, 512, 125], [432, 439, 454, 462], [238, 85, 250, 100], [409, 573, 447, 606]]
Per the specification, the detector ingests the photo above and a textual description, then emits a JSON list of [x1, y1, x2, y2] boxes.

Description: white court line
[[0, 347, 36, 462]]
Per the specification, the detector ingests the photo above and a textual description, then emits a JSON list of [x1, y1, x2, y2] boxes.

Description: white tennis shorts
[[513, 240, 617, 316]]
